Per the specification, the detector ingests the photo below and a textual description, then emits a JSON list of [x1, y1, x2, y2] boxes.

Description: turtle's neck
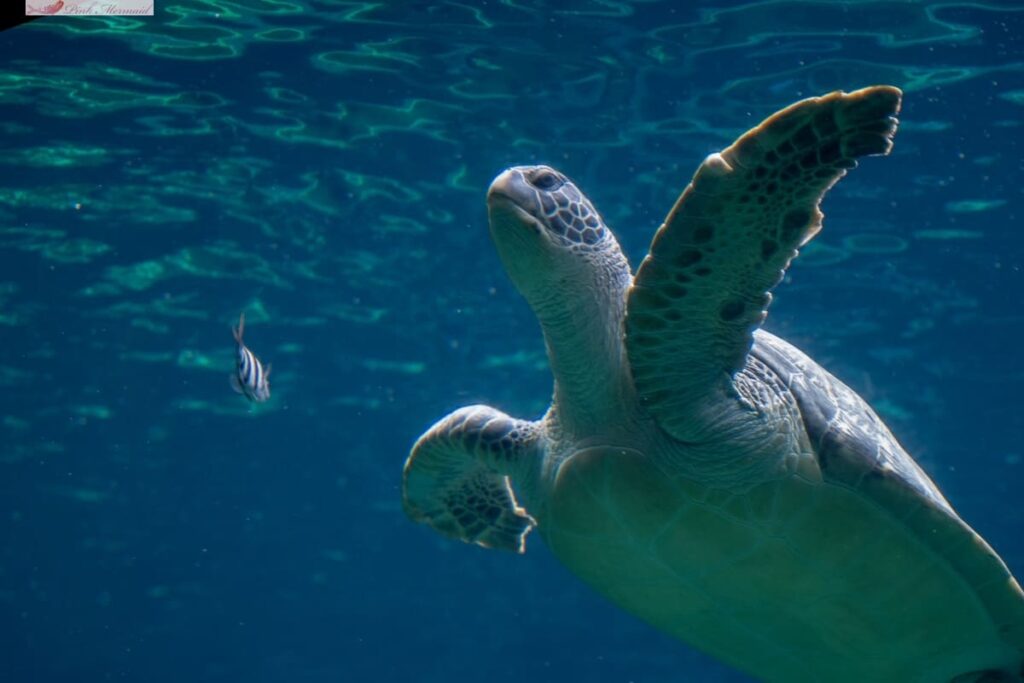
[[532, 249, 635, 437]]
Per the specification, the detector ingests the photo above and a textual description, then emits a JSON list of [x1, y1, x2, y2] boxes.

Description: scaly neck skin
[[533, 249, 635, 439]]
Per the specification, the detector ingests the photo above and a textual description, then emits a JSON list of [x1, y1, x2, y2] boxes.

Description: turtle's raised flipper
[[402, 405, 539, 553], [626, 86, 901, 443]]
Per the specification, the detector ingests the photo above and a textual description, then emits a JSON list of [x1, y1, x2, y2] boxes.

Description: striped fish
[[230, 312, 271, 403]]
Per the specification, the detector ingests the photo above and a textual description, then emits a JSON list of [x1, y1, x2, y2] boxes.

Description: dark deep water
[[1, 2, 1023, 681]]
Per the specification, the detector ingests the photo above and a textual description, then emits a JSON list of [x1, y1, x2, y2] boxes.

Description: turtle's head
[[486, 165, 625, 307], [486, 165, 634, 431]]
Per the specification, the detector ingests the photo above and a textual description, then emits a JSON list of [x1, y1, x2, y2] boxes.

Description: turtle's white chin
[[487, 196, 564, 304], [488, 195, 539, 232], [487, 193, 562, 249]]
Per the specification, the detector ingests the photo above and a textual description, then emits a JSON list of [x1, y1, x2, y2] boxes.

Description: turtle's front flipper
[[402, 405, 539, 553], [626, 86, 901, 443]]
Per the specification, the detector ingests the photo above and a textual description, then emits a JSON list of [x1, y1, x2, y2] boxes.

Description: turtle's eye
[[530, 170, 563, 191]]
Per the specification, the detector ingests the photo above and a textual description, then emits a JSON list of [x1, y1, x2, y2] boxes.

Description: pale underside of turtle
[[402, 87, 1024, 683]]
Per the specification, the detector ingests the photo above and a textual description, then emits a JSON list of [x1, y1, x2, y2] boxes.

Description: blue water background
[[1, 2, 1022, 681]]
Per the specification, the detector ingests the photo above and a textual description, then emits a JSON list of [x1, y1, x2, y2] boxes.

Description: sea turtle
[[402, 86, 1024, 682]]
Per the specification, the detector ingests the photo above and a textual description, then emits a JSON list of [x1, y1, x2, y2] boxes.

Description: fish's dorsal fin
[[229, 374, 244, 394], [232, 311, 246, 344], [264, 362, 272, 378]]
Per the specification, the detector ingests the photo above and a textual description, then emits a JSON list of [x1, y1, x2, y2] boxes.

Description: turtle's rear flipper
[[951, 668, 1023, 682], [402, 405, 538, 553]]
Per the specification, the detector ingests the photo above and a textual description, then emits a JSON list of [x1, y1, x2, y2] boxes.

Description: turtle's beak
[[486, 167, 527, 205], [487, 168, 546, 240]]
